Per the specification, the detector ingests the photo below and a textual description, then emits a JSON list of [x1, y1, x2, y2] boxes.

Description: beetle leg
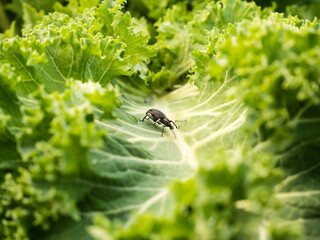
[[154, 119, 161, 126], [161, 125, 165, 137], [140, 115, 148, 122]]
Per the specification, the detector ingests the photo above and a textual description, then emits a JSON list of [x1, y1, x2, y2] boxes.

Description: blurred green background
[[1, 0, 319, 34]]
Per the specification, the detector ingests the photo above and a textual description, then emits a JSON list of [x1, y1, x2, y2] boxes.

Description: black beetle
[[140, 109, 178, 137]]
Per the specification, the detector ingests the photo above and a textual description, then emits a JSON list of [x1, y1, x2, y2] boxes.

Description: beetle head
[[163, 118, 174, 129]]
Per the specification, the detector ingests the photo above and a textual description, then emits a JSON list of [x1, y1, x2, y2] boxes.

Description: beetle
[[140, 109, 178, 137]]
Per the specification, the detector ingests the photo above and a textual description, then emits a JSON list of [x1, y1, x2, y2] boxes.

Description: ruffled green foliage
[[125, 0, 187, 21], [0, 0, 156, 94], [89, 12, 320, 239], [1, 82, 110, 239], [1, 0, 320, 240], [0, 0, 102, 33], [200, 14, 320, 141], [90, 149, 294, 240], [0, 76, 123, 238], [149, 0, 261, 93], [0, 0, 161, 239], [254, 0, 320, 19]]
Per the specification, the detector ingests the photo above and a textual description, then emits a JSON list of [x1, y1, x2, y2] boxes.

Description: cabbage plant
[[1, 0, 320, 239]]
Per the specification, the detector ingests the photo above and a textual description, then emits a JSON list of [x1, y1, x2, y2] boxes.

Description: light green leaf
[[1, 1, 320, 240], [22, 2, 45, 28]]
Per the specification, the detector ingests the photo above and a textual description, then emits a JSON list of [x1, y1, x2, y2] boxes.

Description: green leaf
[[149, 0, 261, 93], [88, 9, 320, 240], [22, 2, 45, 28], [1, 1, 320, 240]]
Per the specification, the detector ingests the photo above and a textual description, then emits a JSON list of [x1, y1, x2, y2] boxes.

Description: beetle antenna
[[174, 120, 186, 129]]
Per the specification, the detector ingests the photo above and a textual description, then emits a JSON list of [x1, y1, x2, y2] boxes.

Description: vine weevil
[[140, 109, 178, 137]]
